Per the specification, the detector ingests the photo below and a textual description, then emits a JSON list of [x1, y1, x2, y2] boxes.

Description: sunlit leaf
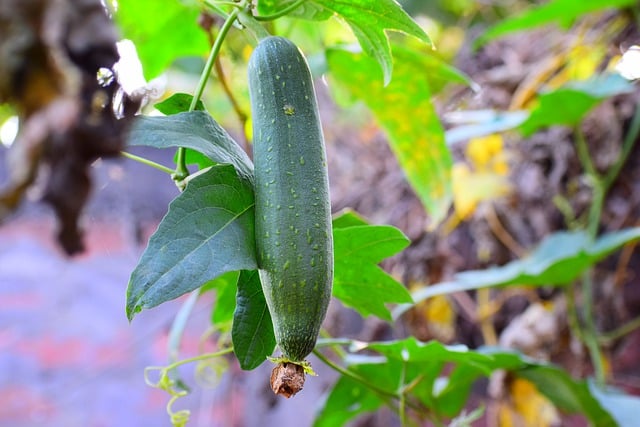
[[115, 0, 209, 79], [477, 0, 637, 47], [259, 0, 431, 84], [126, 165, 257, 319], [328, 47, 452, 224], [498, 378, 560, 427], [154, 93, 206, 115], [257, 0, 332, 20]]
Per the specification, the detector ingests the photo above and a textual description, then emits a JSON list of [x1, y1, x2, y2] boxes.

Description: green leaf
[[232, 270, 276, 370], [152, 94, 213, 170], [203, 271, 239, 328], [317, 0, 431, 85], [257, 0, 332, 20], [128, 111, 254, 183], [333, 224, 412, 320], [154, 93, 206, 115], [126, 165, 257, 319], [477, 0, 637, 47], [328, 47, 452, 224], [115, 0, 209, 80], [399, 228, 640, 318], [332, 209, 369, 229], [312, 363, 388, 427], [519, 73, 635, 136], [260, 0, 431, 84], [364, 337, 495, 371]]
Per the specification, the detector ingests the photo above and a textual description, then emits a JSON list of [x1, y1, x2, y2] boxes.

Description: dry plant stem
[[486, 203, 525, 257], [613, 237, 637, 290], [477, 288, 498, 346]]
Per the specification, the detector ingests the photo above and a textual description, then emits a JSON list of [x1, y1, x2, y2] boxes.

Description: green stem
[[237, 9, 271, 41], [575, 125, 597, 178], [252, 0, 305, 21], [399, 361, 407, 427], [581, 272, 605, 387], [569, 106, 640, 387], [599, 315, 640, 345], [121, 151, 175, 175], [603, 104, 640, 193], [566, 288, 584, 342], [175, 4, 243, 182], [312, 349, 398, 401], [167, 347, 234, 371]]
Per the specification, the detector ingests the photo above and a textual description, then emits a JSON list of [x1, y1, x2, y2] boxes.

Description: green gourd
[[248, 36, 333, 363]]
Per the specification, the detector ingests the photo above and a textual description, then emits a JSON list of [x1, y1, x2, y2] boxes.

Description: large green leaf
[[519, 73, 635, 136], [328, 47, 453, 224], [315, 340, 618, 425], [313, 360, 392, 427], [397, 228, 640, 318], [232, 270, 276, 370], [332, 214, 412, 321], [126, 165, 257, 319], [127, 111, 254, 183], [258, 0, 431, 84], [115, 0, 209, 79], [477, 0, 637, 47]]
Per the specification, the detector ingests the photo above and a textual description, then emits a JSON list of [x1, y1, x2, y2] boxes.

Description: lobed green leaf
[[332, 221, 412, 321]]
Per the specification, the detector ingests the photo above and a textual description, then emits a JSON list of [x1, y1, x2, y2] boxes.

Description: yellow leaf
[[465, 134, 509, 175], [422, 294, 455, 342], [452, 163, 510, 220], [499, 378, 560, 427]]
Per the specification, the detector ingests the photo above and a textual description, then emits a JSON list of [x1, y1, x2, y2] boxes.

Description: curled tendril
[[142, 347, 234, 427], [167, 392, 191, 427]]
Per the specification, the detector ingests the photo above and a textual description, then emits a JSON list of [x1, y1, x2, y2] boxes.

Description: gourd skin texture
[[248, 36, 333, 362]]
